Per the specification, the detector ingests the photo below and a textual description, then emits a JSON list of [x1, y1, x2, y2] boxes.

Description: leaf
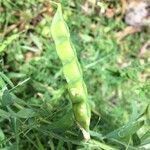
[[145, 105, 150, 125], [0, 34, 19, 53], [132, 133, 141, 146], [0, 144, 17, 150], [0, 128, 5, 142], [0, 109, 10, 119], [0, 72, 14, 88], [108, 138, 138, 150], [141, 131, 150, 142], [11, 117, 20, 149], [9, 78, 30, 92], [30, 33, 42, 50], [0, 77, 6, 89], [1, 89, 13, 106], [7, 107, 17, 117], [43, 109, 74, 131], [16, 108, 36, 118], [56, 140, 64, 150], [90, 131, 103, 140], [86, 140, 117, 150], [129, 101, 138, 122], [105, 120, 144, 140], [140, 139, 150, 148], [36, 136, 45, 150]]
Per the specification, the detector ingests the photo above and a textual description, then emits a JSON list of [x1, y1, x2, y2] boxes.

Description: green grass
[[0, 0, 150, 149]]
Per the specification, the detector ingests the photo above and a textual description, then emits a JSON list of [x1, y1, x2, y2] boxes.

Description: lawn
[[0, 0, 150, 149]]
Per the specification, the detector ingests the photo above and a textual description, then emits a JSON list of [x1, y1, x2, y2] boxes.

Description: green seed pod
[[51, 4, 91, 140]]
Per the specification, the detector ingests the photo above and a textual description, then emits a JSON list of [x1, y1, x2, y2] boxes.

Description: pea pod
[[51, 4, 91, 140]]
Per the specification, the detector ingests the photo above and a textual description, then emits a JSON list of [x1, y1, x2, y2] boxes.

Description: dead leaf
[[106, 8, 115, 18], [116, 26, 141, 41], [138, 41, 150, 57]]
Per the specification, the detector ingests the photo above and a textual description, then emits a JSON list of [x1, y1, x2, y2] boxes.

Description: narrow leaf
[[105, 120, 144, 140], [16, 108, 36, 118]]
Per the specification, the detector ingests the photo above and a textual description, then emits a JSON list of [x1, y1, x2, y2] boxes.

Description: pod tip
[[80, 127, 90, 141]]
